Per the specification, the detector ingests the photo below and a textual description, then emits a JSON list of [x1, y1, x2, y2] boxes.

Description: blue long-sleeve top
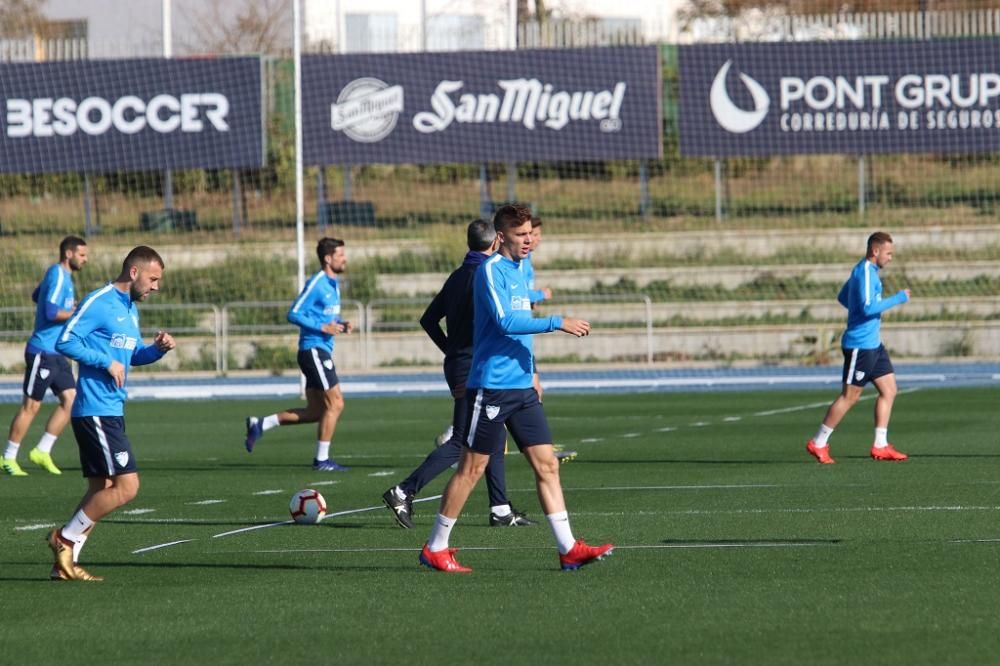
[[26, 264, 75, 355], [837, 258, 909, 350], [56, 284, 165, 416], [468, 254, 563, 390], [287, 270, 342, 353]]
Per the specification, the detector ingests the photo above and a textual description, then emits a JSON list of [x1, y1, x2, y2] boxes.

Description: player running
[[4, 236, 89, 477], [806, 231, 912, 464], [48, 246, 175, 581], [244, 238, 352, 471], [418, 204, 613, 573]]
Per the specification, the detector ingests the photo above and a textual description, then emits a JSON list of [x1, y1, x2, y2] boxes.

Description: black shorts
[[23, 351, 75, 401], [842, 344, 895, 387], [298, 348, 339, 391], [71, 416, 138, 477], [464, 387, 552, 455]]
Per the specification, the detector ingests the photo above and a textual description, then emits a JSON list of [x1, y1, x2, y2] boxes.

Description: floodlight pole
[[162, 0, 173, 212], [293, 0, 305, 293]]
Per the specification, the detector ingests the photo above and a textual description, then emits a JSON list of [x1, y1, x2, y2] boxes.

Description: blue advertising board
[[0, 57, 264, 173], [301, 46, 662, 165], [679, 39, 1000, 156]]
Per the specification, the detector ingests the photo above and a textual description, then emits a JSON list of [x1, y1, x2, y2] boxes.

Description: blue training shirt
[[523, 253, 547, 304], [837, 258, 909, 350], [26, 264, 75, 355], [467, 254, 563, 390], [287, 270, 342, 353], [56, 284, 165, 417]]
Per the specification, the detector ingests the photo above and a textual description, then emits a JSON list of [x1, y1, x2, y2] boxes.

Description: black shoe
[[382, 486, 414, 529], [489, 507, 537, 527]]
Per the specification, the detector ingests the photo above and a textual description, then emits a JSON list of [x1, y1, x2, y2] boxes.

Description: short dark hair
[[59, 235, 86, 259], [466, 219, 496, 252], [867, 231, 893, 255], [122, 246, 164, 273], [316, 237, 345, 265], [492, 203, 532, 234], [530, 216, 543, 229]]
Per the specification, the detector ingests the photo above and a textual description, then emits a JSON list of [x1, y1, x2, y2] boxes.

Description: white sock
[[813, 424, 834, 448], [491, 504, 512, 517], [315, 440, 330, 461], [262, 414, 281, 432], [4, 440, 20, 460], [546, 511, 576, 555], [61, 509, 95, 543], [72, 534, 89, 563], [427, 513, 457, 552], [874, 427, 889, 448], [36, 432, 57, 454]]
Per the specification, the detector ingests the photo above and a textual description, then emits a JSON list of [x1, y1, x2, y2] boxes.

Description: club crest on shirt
[[485, 405, 500, 420], [114, 451, 130, 468], [511, 295, 531, 311], [111, 334, 137, 350], [855, 370, 865, 382]]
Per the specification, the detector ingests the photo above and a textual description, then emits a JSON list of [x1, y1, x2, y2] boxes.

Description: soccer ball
[[289, 489, 327, 524]]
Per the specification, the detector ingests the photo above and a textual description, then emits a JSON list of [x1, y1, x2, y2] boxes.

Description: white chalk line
[[132, 494, 444, 554], [229, 542, 836, 555]]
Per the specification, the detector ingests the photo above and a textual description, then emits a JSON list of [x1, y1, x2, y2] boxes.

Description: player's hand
[[559, 317, 590, 337], [154, 330, 176, 352], [321, 322, 346, 335], [903, 289, 911, 300], [342, 321, 353, 334], [533, 372, 544, 402], [107, 360, 126, 388], [541, 287, 553, 300]]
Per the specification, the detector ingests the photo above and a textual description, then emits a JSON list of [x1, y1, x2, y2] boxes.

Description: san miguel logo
[[330, 77, 404, 143], [331, 76, 627, 143]]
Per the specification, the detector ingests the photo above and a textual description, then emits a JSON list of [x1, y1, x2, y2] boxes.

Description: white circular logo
[[710, 60, 770, 134], [330, 77, 404, 143]]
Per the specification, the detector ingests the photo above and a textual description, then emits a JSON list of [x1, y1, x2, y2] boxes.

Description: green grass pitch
[[2, 386, 1000, 665]]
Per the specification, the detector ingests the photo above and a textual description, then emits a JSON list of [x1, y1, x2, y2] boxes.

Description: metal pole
[[231, 170, 242, 235], [506, 162, 516, 202], [317, 166, 327, 227], [714, 159, 723, 222], [639, 159, 650, 219], [343, 166, 353, 202], [83, 173, 94, 237], [479, 163, 491, 218], [858, 155, 866, 217], [162, 0, 173, 213], [293, 0, 305, 292], [508, 0, 517, 49], [420, 0, 428, 51]]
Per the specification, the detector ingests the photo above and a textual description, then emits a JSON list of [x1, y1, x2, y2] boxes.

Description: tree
[[0, 0, 46, 38], [180, 0, 292, 56]]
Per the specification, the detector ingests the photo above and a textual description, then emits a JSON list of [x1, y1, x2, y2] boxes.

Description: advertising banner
[[0, 57, 264, 173], [302, 46, 662, 165], [679, 39, 1000, 156]]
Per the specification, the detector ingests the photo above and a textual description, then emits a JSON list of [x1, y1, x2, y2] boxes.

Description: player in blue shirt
[[244, 238, 353, 471], [3, 236, 89, 477], [806, 232, 911, 464], [419, 204, 613, 573], [47, 246, 175, 581]]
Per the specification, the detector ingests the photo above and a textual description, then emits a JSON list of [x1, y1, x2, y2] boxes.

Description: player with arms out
[[244, 238, 353, 471], [806, 231, 911, 464], [4, 236, 89, 476], [419, 204, 613, 573], [48, 246, 175, 581]]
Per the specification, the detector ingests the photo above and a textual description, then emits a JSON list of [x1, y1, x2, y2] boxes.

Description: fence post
[[714, 159, 724, 222], [858, 155, 866, 217], [639, 160, 650, 219]]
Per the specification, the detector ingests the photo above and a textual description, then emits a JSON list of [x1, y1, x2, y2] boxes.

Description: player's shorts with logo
[[298, 348, 339, 390], [71, 415, 138, 477], [464, 387, 552, 455], [842, 344, 894, 387], [22, 351, 75, 401]]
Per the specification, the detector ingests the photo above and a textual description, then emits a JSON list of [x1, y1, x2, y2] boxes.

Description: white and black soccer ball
[[289, 489, 327, 524]]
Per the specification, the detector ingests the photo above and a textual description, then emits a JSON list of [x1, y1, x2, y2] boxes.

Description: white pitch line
[[253, 490, 285, 496], [14, 523, 56, 532], [234, 541, 834, 555], [187, 499, 227, 505], [132, 539, 197, 554], [122, 508, 156, 515], [308, 480, 339, 486], [950, 538, 1000, 544]]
